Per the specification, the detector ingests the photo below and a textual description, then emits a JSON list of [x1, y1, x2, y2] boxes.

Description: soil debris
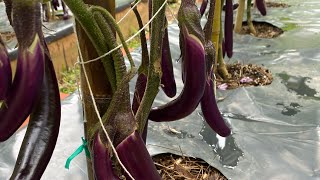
[[239, 21, 284, 38], [153, 153, 227, 180], [216, 63, 273, 89], [266, 2, 290, 8]]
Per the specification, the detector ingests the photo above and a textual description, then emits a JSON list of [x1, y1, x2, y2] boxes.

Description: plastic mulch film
[[1, 0, 320, 179]]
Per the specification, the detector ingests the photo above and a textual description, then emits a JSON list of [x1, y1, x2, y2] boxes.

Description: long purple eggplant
[[11, 54, 61, 179], [200, 75, 231, 137], [222, 39, 226, 58], [0, 35, 44, 141], [224, 0, 233, 58], [256, 0, 267, 16], [149, 27, 206, 122], [116, 131, 161, 180], [0, 37, 12, 100], [92, 132, 119, 180], [161, 28, 176, 98], [200, 0, 208, 17]]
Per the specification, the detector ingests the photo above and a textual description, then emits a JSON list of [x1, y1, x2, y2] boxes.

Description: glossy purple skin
[[224, 0, 233, 58], [256, 0, 267, 16], [0, 40, 12, 100], [92, 133, 119, 180], [149, 33, 206, 122], [116, 131, 161, 180], [0, 36, 44, 142], [11, 54, 61, 179], [200, 0, 208, 17], [200, 77, 231, 137], [161, 28, 176, 98]]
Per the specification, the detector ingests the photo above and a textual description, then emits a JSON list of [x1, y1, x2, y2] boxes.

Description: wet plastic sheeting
[[1, 0, 320, 179], [148, 0, 320, 179]]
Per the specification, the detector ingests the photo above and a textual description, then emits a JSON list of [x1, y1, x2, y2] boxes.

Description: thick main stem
[[234, 0, 245, 33], [217, 0, 229, 79], [247, 0, 257, 35], [62, 0, 117, 92], [212, 0, 221, 72], [64, 0, 116, 179], [135, 0, 166, 134]]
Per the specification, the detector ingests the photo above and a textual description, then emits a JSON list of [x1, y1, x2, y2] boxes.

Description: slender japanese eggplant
[[178, 0, 205, 84], [116, 131, 161, 180], [160, 28, 176, 98], [149, 0, 176, 98], [10, 54, 61, 179], [149, 27, 206, 122], [256, 0, 267, 16], [224, 0, 233, 58], [222, 39, 226, 58], [200, 0, 208, 17], [223, 3, 239, 11], [0, 35, 44, 141], [0, 37, 12, 100], [92, 132, 119, 180], [200, 74, 231, 137]]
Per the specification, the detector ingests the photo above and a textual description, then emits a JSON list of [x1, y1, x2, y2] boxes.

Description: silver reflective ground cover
[[1, 0, 320, 179]]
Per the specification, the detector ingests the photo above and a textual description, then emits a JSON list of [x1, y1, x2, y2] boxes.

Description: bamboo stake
[[234, 0, 245, 33]]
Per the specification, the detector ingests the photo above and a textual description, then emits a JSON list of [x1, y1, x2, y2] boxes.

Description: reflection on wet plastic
[[278, 72, 320, 100], [163, 127, 195, 139], [199, 113, 243, 169], [276, 102, 302, 116]]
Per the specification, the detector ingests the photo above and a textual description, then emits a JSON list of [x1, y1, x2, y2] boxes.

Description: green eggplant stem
[[90, 6, 136, 71], [62, 0, 117, 92], [247, 0, 257, 35], [92, 11, 127, 88], [88, 69, 136, 140], [218, 0, 229, 79], [135, 0, 166, 134], [132, 6, 150, 74], [234, 0, 245, 33]]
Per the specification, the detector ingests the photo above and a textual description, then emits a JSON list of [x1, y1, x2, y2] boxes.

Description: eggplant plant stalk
[[212, 0, 222, 73], [218, 0, 230, 79], [234, 0, 245, 33], [247, 0, 257, 35], [61, 0, 117, 92], [135, 0, 166, 134], [132, 6, 149, 141]]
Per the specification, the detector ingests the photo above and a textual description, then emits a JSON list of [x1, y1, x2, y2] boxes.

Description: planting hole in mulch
[[216, 63, 273, 90], [239, 21, 284, 38], [266, 2, 290, 8], [152, 153, 227, 180]]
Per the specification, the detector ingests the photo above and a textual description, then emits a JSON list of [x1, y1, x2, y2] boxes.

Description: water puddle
[[278, 72, 320, 100], [198, 113, 243, 169], [276, 102, 302, 116]]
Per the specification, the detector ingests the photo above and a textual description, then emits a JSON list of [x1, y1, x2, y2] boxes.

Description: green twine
[[65, 137, 91, 169]]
